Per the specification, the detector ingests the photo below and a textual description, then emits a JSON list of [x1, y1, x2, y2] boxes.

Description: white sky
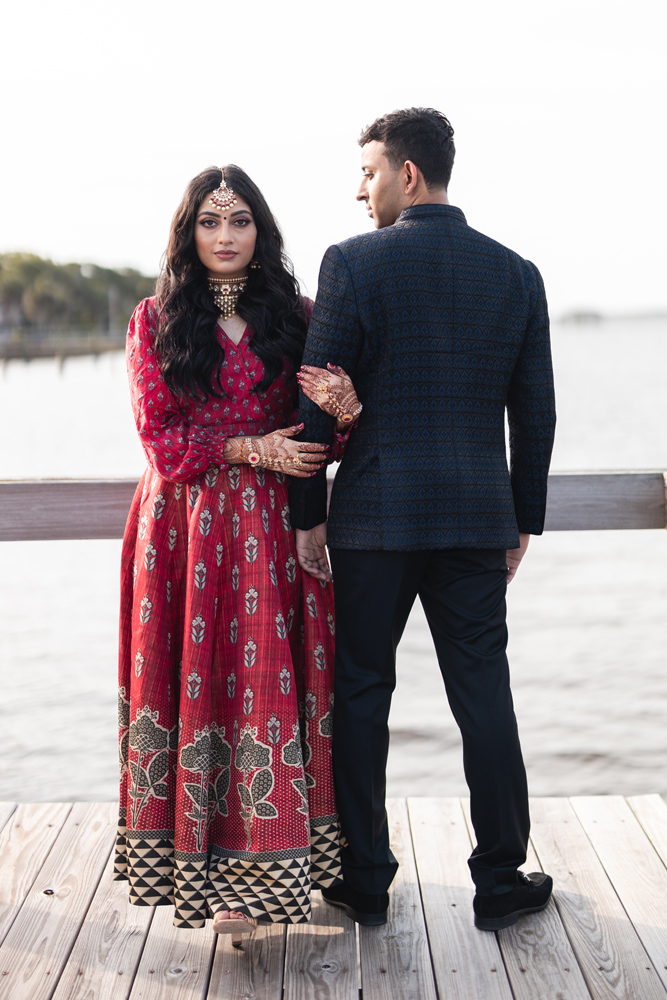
[[1, 0, 665, 315]]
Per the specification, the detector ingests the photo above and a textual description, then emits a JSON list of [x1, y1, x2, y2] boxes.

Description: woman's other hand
[[297, 364, 362, 430], [225, 425, 329, 477]]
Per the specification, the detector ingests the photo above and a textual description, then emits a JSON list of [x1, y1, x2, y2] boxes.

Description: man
[[289, 107, 556, 931]]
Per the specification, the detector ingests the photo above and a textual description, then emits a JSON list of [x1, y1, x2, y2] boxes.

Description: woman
[[113, 166, 361, 940]]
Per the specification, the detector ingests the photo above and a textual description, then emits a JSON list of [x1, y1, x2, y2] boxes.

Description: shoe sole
[[322, 896, 388, 927], [474, 898, 551, 931]]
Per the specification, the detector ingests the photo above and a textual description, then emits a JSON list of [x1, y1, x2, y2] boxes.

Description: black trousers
[[328, 547, 530, 897]]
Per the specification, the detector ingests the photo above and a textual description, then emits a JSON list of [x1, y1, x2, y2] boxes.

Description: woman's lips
[[215, 251, 237, 259]]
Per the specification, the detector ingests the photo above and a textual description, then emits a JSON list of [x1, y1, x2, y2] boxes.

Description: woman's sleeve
[[126, 299, 233, 482], [330, 424, 354, 462], [300, 296, 315, 322]]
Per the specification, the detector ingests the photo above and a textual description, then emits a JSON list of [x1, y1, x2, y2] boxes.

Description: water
[[2, 320, 667, 801]]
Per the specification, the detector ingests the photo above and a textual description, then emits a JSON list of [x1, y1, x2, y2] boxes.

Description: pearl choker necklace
[[208, 275, 248, 321]]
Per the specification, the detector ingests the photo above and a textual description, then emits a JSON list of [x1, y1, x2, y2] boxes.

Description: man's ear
[[403, 160, 420, 194]]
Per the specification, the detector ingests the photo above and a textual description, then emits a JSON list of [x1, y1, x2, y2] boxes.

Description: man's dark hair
[[359, 107, 455, 190]]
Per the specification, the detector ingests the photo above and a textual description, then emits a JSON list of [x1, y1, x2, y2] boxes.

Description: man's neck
[[408, 187, 449, 208]]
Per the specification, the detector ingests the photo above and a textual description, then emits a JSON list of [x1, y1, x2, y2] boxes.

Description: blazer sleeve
[[507, 263, 557, 534], [289, 244, 365, 529]]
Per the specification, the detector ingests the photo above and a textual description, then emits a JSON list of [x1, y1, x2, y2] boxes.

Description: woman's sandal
[[212, 910, 258, 949]]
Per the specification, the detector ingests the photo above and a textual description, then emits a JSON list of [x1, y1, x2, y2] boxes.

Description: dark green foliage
[[0, 252, 156, 331]]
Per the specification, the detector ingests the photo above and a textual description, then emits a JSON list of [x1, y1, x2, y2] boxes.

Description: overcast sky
[[1, 0, 665, 315]]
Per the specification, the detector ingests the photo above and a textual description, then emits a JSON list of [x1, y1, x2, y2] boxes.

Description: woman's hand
[[224, 424, 329, 478], [297, 364, 362, 430]]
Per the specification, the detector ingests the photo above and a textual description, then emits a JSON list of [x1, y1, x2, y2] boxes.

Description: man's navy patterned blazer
[[289, 204, 556, 551]]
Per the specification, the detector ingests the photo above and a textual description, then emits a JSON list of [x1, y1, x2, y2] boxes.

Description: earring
[[249, 259, 261, 270]]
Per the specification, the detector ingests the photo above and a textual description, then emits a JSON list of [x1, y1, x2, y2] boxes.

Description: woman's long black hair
[[155, 166, 308, 400]]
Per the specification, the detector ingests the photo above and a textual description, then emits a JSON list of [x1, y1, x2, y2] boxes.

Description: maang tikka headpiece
[[209, 168, 237, 211]]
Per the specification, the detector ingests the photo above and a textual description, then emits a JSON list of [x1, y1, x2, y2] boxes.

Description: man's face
[[356, 140, 406, 229]]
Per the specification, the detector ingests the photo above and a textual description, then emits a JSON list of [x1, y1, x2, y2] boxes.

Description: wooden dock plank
[[359, 798, 436, 1000], [126, 905, 217, 1000], [0, 802, 116, 1000], [1, 796, 665, 999], [206, 924, 286, 1000], [529, 797, 667, 1000], [283, 890, 358, 1000], [627, 794, 667, 868], [0, 806, 16, 836], [498, 837, 591, 999], [571, 796, 667, 990], [50, 849, 154, 1000], [408, 797, 513, 1000], [461, 798, 592, 999], [0, 804, 72, 949]]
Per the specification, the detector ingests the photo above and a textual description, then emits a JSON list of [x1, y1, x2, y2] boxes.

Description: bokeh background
[[1, 0, 666, 802]]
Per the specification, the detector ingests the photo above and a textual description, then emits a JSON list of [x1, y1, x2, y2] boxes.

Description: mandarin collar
[[396, 204, 466, 225]]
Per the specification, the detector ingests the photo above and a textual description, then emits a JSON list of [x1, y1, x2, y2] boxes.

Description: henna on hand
[[297, 364, 362, 430], [223, 437, 244, 464], [228, 425, 329, 478]]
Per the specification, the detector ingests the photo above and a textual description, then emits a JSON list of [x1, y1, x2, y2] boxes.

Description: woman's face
[[194, 192, 258, 279]]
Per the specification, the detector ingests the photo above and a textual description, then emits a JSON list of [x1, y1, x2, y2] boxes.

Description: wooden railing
[[1, 472, 666, 541]]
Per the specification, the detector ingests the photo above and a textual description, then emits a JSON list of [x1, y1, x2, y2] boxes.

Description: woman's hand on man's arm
[[223, 425, 329, 478], [297, 363, 362, 431]]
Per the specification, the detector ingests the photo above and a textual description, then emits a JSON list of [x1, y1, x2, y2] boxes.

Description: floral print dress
[[113, 297, 343, 929]]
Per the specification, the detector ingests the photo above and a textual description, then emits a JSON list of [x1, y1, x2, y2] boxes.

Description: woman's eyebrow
[[197, 208, 252, 219]]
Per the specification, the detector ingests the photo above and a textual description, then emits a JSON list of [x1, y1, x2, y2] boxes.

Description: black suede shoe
[[473, 871, 553, 930], [321, 882, 389, 926]]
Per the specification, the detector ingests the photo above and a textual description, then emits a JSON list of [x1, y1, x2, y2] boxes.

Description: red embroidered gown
[[113, 297, 342, 929]]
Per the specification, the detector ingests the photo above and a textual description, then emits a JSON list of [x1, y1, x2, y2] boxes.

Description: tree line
[[0, 253, 157, 333]]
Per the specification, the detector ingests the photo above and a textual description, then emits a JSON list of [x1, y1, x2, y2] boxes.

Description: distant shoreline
[[0, 333, 125, 360], [558, 311, 667, 325], [2, 312, 666, 361]]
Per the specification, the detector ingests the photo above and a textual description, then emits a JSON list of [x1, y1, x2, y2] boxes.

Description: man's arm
[[506, 262, 556, 538], [289, 244, 365, 532]]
